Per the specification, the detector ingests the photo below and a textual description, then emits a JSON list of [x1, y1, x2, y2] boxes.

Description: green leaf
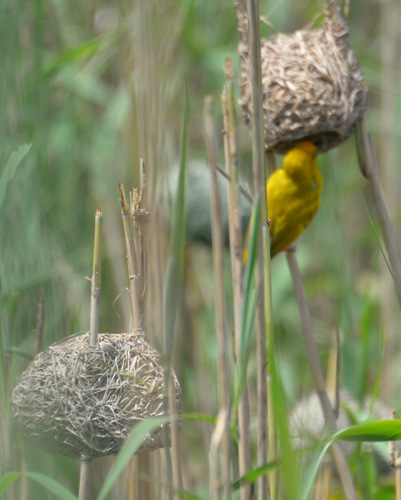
[[337, 419, 401, 442], [299, 439, 333, 500], [0, 472, 22, 496], [181, 412, 216, 425], [233, 199, 260, 408], [0, 144, 32, 213], [175, 490, 206, 500], [96, 415, 171, 500], [0, 471, 79, 500], [299, 419, 401, 500], [43, 32, 118, 77], [232, 461, 279, 491], [163, 89, 189, 363]]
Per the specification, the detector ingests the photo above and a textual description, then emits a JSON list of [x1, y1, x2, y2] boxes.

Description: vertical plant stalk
[[286, 252, 357, 500], [89, 210, 103, 346], [221, 58, 251, 500], [162, 92, 189, 499], [389, 409, 401, 500], [120, 185, 143, 330], [359, 116, 401, 306], [78, 461, 91, 500], [204, 96, 232, 500], [378, 0, 398, 347], [33, 288, 45, 357], [79, 210, 103, 500], [245, 0, 271, 497], [140, 159, 148, 305]]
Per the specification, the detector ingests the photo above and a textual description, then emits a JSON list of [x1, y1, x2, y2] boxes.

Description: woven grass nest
[[12, 330, 181, 461], [235, 0, 368, 153]]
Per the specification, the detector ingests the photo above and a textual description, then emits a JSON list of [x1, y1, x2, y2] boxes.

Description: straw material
[[12, 330, 181, 460], [235, 0, 368, 153]]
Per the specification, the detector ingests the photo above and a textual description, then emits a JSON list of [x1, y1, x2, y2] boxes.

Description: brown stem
[[245, 0, 271, 497], [89, 211, 102, 346], [222, 59, 252, 500], [360, 117, 401, 307], [286, 252, 357, 500], [204, 95, 232, 500]]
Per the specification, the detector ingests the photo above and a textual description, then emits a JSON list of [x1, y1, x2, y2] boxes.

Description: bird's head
[[282, 141, 318, 176]]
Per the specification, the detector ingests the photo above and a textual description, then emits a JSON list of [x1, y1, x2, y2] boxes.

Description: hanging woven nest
[[234, 0, 368, 153], [11, 330, 181, 461]]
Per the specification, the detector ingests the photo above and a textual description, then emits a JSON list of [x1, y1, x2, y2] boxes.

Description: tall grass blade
[[337, 419, 401, 442], [300, 419, 401, 500], [163, 90, 189, 363], [233, 200, 260, 409], [96, 415, 171, 500], [232, 460, 279, 491], [268, 327, 300, 499], [0, 144, 32, 214], [0, 471, 79, 500]]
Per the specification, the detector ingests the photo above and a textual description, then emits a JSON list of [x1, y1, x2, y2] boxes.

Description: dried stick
[[79, 210, 103, 500], [286, 252, 357, 500], [359, 116, 401, 307], [204, 96, 232, 500], [89, 210, 103, 346], [221, 59, 251, 500], [33, 288, 45, 357], [78, 461, 91, 500], [139, 159, 148, 306], [245, 0, 271, 498], [120, 185, 143, 330]]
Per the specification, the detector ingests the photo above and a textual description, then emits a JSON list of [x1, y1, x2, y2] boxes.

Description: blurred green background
[[1, 0, 400, 498]]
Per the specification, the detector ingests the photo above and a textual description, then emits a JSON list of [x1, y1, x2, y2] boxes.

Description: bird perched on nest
[[268, 141, 322, 257]]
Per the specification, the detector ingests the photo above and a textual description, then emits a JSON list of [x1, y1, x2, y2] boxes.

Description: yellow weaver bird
[[268, 141, 322, 257], [244, 141, 322, 260]]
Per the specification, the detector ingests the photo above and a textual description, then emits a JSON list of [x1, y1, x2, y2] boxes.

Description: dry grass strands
[[12, 330, 181, 461], [234, 0, 368, 153]]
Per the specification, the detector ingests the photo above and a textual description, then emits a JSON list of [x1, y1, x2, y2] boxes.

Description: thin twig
[[78, 461, 91, 500], [222, 58, 251, 500], [245, 0, 271, 498], [204, 95, 232, 500], [89, 210, 102, 347], [360, 116, 401, 307], [120, 185, 143, 330], [215, 165, 254, 203], [140, 159, 148, 306], [286, 252, 358, 500], [79, 210, 103, 500], [33, 288, 45, 357]]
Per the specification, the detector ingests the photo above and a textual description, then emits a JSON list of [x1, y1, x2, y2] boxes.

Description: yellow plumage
[[268, 141, 322, 257]]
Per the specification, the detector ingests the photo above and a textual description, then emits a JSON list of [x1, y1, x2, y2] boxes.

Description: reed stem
[[78, 461, 91, 500], [79, 210, 103, 500], [245, 0, 272, 497], [204, 95, 232, 500], [286, 251, 357, 500], [120, 184, 143, 330], [222, 59, 251, 500], [89, 210, 103, 347], [359, 116, 401, 307]]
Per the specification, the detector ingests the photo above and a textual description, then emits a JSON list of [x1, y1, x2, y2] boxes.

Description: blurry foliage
[[1, 0, 400, 498]]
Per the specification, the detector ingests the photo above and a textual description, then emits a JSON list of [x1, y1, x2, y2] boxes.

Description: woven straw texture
[[235, 0, 368, 153], [12, 331, 181, 460]]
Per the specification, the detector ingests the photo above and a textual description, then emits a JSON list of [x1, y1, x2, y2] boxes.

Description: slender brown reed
[[204, 96, 232, 500], [79, 210, 103, 500]]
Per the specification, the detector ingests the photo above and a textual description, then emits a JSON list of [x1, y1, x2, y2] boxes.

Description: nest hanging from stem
[[235, 0, 368, 153], [12, 330, 181, 461]]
